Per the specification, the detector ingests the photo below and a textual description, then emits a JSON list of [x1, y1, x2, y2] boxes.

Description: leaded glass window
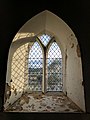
[[38, 34, 51, 46], [28, 34, 62, 92], [46, 42, 62, 91], [28, 42, 43, 91]]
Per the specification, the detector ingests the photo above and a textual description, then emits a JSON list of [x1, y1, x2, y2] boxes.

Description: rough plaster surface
[[5, 92, 82, 113]]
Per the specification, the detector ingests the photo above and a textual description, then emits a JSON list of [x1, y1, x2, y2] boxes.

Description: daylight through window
[[27, 34, 63, 92]]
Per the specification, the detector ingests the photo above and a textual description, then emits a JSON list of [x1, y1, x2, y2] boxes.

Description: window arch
[[4, 10, 85, 112]]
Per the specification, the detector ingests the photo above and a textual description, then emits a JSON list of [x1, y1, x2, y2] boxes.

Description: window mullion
[[46, 36, 55, 49], [36, 37, 45, 48], [42, 47, 46, 93]]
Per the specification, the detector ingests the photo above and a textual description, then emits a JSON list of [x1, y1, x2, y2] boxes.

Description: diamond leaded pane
[[38, 34, 51, 46], [46, 42, 63, 91], [28, 42, 43, 91]]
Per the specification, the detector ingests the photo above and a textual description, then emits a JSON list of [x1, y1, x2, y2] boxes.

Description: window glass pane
[[28, 42, 43, 91], [38, 34, 51, 46], [47, 42, 63, 91]]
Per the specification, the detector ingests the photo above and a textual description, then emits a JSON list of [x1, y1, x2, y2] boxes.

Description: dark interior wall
[[0, 0, 90, 119]]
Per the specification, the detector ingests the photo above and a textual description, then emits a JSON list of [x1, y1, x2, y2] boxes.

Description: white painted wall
[[4, 38, 35, 109], [66, 36, 85, 111]]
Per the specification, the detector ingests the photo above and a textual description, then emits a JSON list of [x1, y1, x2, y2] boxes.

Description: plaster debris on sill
[[5, 92, 83, 113]]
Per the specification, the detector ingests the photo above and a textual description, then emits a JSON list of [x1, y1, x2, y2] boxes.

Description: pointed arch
[[4, 10, 85, 112]]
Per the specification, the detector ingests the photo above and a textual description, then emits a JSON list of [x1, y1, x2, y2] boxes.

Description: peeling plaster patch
[[33, 94, 43, 99], [51, 109, 55, 111], [71, 43, 74, 48], [14, 89, 17, 96], [60, 104, 65, 107], [4, 93, 83, 112], [71, 34, 73, 37], [40, 102, 46, 106], [15, 106, 23, 111], [20, 94, 29, 104], [52, 96, 57, 100], [67, 102, 81, 111], [10, 79, 12, 82], [47, 106, 51, 109], [20, 99, 25, 105], [76, 44, 81, 57], [12, 85, 15, 90], [68, 34, 74, 40], [31, 104, 35, 110], [70, 34, 75, 40], [5, 83, 11, 101]]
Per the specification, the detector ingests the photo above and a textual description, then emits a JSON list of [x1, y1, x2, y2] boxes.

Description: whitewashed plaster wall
[[4, 37, 35, 109]]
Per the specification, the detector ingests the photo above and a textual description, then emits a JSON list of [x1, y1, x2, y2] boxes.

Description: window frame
[[27, 35, 63, 93]]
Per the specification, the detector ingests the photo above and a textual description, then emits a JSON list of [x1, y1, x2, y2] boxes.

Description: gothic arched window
[[4, 10, 85, 112], [27, 34, 62, 93]]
